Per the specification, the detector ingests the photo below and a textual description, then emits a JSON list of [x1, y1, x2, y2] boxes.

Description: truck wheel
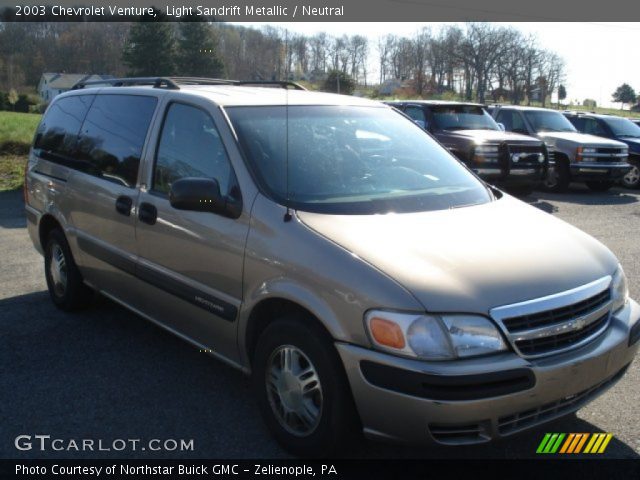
[[252, 316, 360, 457], [543, 163, 570, 193], [621, 163, 640, 189], [44, 229, 93, 311], [505, 185, 534, 197], [585, 181, 614, 192]]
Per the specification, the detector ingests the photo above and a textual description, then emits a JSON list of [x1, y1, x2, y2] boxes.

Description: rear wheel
[[621, 163, 640, 189], [44, 229, 93, 311], [252, 316, 360, 457], [543, 162, 570, 193], [585, 180, 614, 192]]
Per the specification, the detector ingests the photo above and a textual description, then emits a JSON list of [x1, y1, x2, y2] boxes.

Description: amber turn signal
[[369, 317, 406, 349]]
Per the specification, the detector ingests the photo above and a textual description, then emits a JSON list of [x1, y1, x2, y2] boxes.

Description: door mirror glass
[[169, 177, 227, 214]]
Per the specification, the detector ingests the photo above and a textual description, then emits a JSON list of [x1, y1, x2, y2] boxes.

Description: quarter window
[[76, 95, 157, 187], [34, 95, 94, 158], [153, 103, 235, 197]]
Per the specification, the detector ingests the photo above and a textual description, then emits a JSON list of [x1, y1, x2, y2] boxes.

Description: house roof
[[42, 74, 114, 90]]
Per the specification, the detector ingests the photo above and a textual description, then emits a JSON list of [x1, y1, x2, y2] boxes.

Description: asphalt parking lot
[[1, 185, 639, 459]]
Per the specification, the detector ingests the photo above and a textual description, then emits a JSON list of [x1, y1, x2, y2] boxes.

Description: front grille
[[514, 313, 608, 356], [491, 277, 613, 359], [596, 147, 625, 155], [503, 290, 610, 332], [510, 144, 544, 154], [498, 364, 629, 435]]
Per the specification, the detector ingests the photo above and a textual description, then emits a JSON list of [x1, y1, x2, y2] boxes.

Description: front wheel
[[621, 163, 640, 189], [543, 163, 570, 193], [585, 180, 614, 192], [252, 316, 360, 457]]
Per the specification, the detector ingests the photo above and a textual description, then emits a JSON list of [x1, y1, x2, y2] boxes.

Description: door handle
[[138, 202, 157, 225], [115, 196, 133, 216]]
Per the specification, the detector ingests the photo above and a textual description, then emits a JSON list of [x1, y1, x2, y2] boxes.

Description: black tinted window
[[154, 103, 235, 196], [34, 95, 94, 157], [76, 95, 157, 187]]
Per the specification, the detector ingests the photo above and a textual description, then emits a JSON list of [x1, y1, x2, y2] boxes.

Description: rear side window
[[34, 95, 94, 158], [153, 103, 234, 196], [76, 95, 157, 187]]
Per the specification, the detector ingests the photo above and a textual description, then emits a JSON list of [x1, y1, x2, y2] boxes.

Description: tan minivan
[[25, 77, 639, 456]]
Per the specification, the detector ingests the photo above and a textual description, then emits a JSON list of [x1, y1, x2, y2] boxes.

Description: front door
[[134, 100, 249, 361]]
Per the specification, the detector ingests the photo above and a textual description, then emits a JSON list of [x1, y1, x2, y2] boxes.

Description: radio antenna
[[284, 30, 292, 222]]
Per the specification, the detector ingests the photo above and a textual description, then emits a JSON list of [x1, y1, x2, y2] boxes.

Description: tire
[[585, 180, 614, 192], [252, 316, 360, 457], [543, 161, 570, 193], [44, 228, 93, 311], [621, 163, 640, 189], [505, 185, 534, 197]]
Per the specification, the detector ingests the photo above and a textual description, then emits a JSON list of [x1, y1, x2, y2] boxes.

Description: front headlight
[[611, 265, 629, 313], [364, 310, 507, 360]]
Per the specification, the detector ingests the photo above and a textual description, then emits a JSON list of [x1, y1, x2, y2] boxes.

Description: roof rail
[[72, 77, 180, 90], [71, 76, 307, 91], [235, 80, 307, 90]]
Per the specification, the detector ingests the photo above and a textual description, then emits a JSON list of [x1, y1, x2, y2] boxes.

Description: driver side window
[[153, 103, 236, 196]]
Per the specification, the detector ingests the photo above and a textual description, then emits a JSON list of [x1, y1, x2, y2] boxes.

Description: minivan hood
[[537, 131, 626, 147], [445, 129, 540, 143], [298, 196, 617, 314]]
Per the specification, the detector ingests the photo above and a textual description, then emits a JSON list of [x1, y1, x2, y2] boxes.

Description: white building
[[38, 73, 115, 102]]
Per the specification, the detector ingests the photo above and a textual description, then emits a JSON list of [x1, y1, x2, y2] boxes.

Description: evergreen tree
[[123, 15, 177, 76], [177, 18, 225, 77]]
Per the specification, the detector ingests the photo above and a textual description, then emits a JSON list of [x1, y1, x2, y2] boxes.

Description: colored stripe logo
[[536, 433, 613, 454]]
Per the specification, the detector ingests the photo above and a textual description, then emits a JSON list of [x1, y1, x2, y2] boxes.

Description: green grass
[[0, 111, 41, 154], [0, 155, 26, 191]]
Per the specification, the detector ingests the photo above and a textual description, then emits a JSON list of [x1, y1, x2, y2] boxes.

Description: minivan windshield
[[431, 105, 499, 131], [524, 110, 577, 133], [603, 117, 640, 138], [226, 106, 492, 214]]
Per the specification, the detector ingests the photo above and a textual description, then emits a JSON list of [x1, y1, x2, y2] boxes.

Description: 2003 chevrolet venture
[[25, 77, 640, 456]]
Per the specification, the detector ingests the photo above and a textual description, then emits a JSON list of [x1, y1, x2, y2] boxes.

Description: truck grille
[[490, 277, 613, 359]]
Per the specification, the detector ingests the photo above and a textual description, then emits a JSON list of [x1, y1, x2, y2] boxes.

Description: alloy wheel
[[265, 345, 323, 437]]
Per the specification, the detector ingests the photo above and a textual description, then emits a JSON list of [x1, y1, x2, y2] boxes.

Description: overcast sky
[[236, 22, 640, 108]]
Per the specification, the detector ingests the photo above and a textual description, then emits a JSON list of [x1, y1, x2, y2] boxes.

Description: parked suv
[[26, 78, 639, 456], [491, 105, 630, 192], [563, 112, 640, 189], [387, 101, 548, 195]]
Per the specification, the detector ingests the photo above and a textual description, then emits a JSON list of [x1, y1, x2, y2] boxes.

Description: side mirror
[[414, 119, 426, 129], [169, 177, 231, 216], [496, 122, 506, 131]]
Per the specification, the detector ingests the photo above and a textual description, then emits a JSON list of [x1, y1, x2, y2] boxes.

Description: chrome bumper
[[336, 299, 639, 446]]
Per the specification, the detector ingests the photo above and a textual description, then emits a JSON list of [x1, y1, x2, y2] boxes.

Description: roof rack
[[72, 77, 180, 90], [235, 80, 306, 90], [72, 76, 307, 91]]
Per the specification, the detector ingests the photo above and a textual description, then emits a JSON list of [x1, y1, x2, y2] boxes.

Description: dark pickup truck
[[387, 101, 548, 194]]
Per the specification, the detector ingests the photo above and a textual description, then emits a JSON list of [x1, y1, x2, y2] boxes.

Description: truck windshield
[[226, 105, 492, 214], [524, 111, 577, 133], [604, 117, 640, 138], [431, 105, 499, 131]]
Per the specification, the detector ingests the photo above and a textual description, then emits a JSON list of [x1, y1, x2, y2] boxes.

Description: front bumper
[[474, 166, 544, 186], [569, 162, 631, 181], [336, 299, 640, 446]]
